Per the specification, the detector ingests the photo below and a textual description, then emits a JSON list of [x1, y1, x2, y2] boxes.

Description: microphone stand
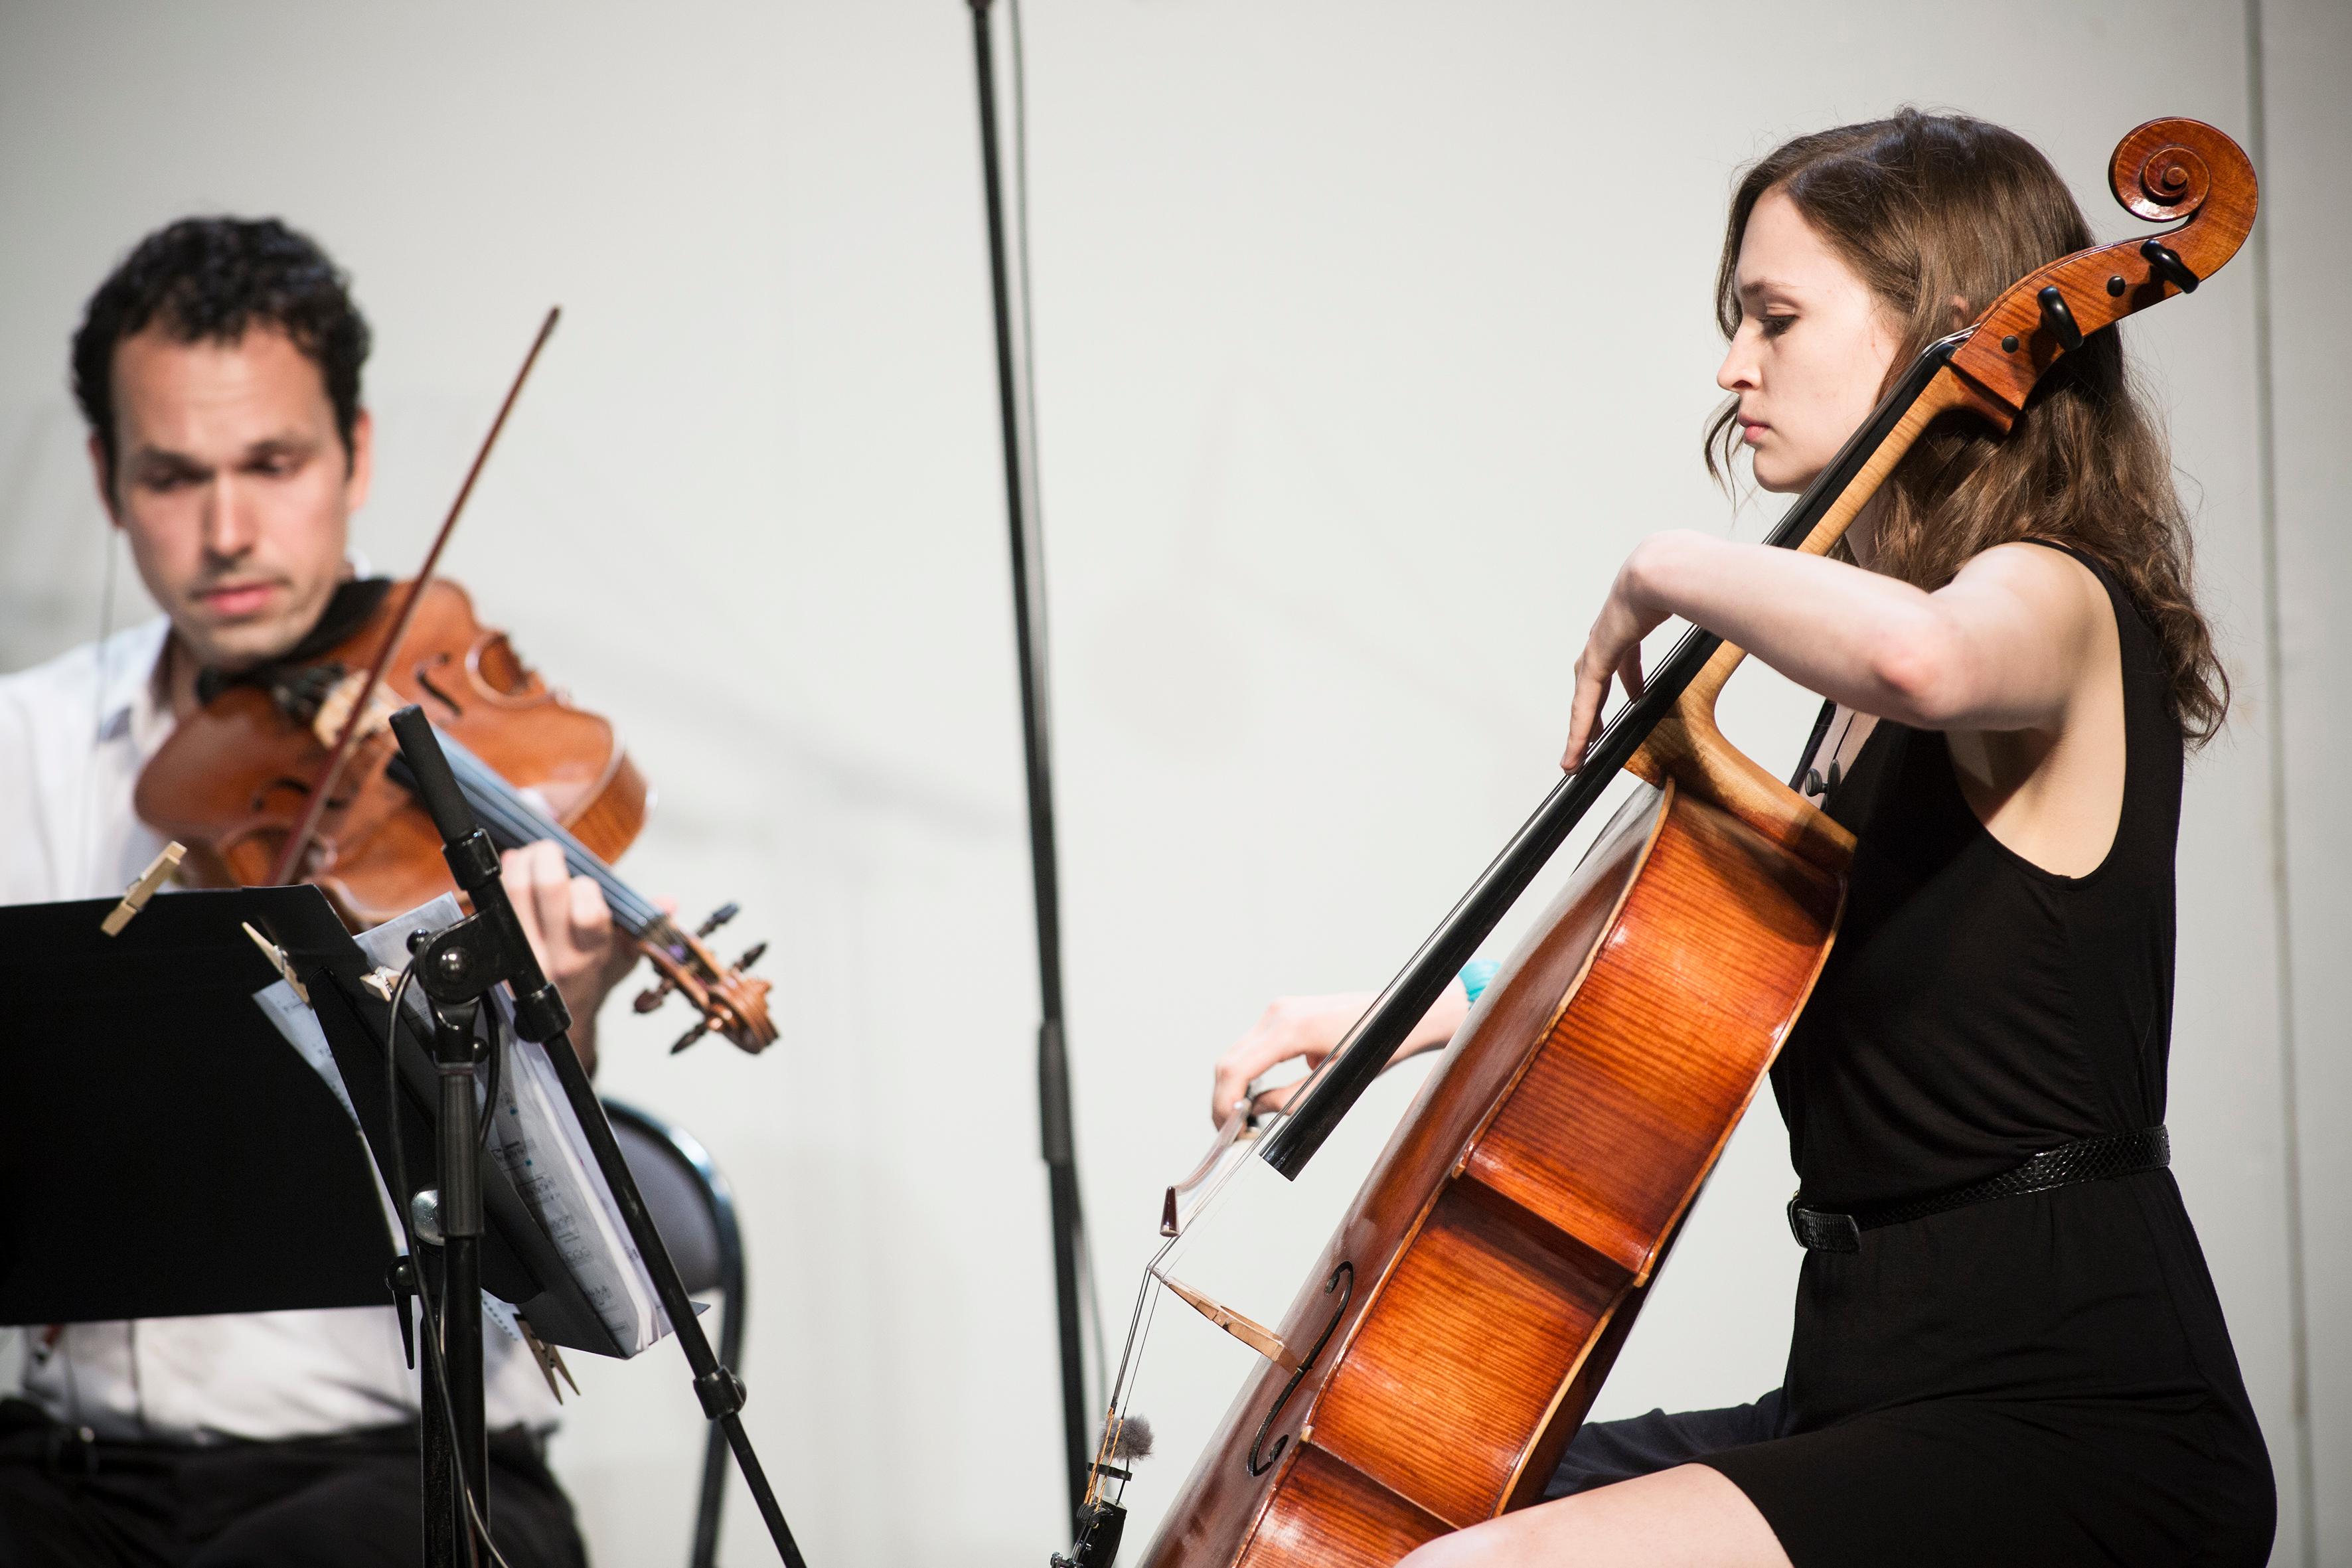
[[965, 0, 1095, 1527], [412, 992, 492, 1567], [387, 706, 811, 1568]]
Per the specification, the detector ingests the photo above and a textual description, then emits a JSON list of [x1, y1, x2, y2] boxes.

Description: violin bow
[[267, 307, 562, 888]]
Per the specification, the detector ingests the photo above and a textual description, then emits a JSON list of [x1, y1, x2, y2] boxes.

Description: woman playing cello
[[1211, 110, 2274, 1567]]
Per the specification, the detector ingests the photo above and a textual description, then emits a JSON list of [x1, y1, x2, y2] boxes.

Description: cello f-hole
[[1246, 1261, 1354, 1478]]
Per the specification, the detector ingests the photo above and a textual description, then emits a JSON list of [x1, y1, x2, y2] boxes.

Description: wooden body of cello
[[1144, 715, 1847, 1567]]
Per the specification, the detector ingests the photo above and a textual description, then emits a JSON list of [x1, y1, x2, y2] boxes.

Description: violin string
[[430, 732, 666, 932]]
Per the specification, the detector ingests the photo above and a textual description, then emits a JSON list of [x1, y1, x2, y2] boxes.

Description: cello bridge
[[1157, 1274, 1294, 1369]]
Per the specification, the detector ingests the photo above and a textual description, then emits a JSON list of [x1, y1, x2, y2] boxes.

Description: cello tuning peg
[[695, 902, 741, 939], [2036, 284, 2084, 353], [633, 976, 677, 1014], [734, 941, 767, 971], [669, 1020, 713, 1056], [2140, 238, 2199, 294]]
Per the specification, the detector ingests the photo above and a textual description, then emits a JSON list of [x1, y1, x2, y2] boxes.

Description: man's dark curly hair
[[72, 216, 370, 477]]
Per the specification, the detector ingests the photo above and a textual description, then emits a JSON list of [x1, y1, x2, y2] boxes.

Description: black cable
[[477, 1007, 503, 1155]]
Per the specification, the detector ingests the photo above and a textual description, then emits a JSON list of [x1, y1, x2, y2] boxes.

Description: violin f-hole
[[412, 656, 466, 718], [1246, 1261, 1354, 1478]]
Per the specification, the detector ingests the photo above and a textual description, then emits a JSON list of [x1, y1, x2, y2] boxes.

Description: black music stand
[[0, 886, 398, 1324], [0, 886, 617, 1342], [0, 884, 624, 1565]]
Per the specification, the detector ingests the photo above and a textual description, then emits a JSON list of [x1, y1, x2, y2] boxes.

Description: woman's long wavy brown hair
[[1705, 109, 2228, 744]]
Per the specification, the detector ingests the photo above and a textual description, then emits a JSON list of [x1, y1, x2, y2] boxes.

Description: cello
[[1061, 118, 2256, 1567]]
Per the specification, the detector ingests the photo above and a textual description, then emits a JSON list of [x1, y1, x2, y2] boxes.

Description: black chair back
[[603, 1100, 745, 1568]]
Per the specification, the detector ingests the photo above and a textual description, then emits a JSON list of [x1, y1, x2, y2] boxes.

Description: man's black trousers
[[0, 1400, 589, 1568]]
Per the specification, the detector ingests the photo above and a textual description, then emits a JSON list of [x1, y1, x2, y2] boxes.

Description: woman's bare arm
[[1563, 532, 2108, 768]]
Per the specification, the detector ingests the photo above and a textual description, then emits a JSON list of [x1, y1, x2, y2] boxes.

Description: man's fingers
[[501, 848, 543, 941], [568, 875, 612, 941], [528, 842, 568, 927]]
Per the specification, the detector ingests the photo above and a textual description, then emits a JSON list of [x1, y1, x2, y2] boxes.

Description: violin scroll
[[646, 915, 777, 1054]]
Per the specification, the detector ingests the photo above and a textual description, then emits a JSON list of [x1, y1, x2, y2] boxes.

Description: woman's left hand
[[1562, 534, 1686, 771]]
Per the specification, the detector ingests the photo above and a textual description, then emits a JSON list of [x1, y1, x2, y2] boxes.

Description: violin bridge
[[1159, 1275, 1294, 1369], [308, 668, 395, 748]]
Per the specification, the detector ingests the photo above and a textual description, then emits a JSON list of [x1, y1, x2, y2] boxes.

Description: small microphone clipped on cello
[[1050, 1416, 1154, 1568]]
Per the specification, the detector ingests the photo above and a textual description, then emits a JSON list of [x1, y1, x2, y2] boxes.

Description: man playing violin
[[0, 217, 620, 1567]]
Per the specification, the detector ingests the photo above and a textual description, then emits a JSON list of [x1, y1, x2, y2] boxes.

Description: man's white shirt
[[0, 618, 558, 1442]]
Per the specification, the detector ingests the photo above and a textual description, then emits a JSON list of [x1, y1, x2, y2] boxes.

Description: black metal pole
[[417, 1242, 463, 1568], [387, 706, 811, 1568], [431, 998, 491, 1555], [965, 0, 1093, 1526]]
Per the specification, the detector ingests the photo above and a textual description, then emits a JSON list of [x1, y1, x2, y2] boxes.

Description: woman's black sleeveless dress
[[1551, 544, 2276, 1565]]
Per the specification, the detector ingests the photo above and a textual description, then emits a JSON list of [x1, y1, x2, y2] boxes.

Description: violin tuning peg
[[735, 941, 767, 972], [633, 977, 676, 1014], [669, 1020, 712, 1056], [1160, 1187, 1181, 1239], [695, 902, 741, 939]]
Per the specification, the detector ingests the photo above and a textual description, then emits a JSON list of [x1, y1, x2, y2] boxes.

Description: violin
[[131, 309, 775, 1056], [134, 576, 775, 1054], [1065, 118, 2256, 1567]]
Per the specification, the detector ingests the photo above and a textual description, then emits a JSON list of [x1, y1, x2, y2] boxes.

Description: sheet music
[[488, 1036, 665, 1354], [253, 897, 666, 1358], [251, 977, 405, 1248]]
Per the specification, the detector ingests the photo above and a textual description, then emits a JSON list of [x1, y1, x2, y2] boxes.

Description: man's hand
[[501, 840, 641, 1075]]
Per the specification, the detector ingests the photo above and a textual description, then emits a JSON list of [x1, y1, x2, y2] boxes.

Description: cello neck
[[1257, 334, 1970, 1180]]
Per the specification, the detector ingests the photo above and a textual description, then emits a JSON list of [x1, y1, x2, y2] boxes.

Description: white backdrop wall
[[0, 3, 2340, 1565]]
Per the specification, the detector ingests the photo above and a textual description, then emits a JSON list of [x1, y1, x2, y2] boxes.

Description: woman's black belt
[[1786, 1126, 2170, 1253]]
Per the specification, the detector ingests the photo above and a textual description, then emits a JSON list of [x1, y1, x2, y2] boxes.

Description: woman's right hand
[[1209, 980, 1472, 1129]]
